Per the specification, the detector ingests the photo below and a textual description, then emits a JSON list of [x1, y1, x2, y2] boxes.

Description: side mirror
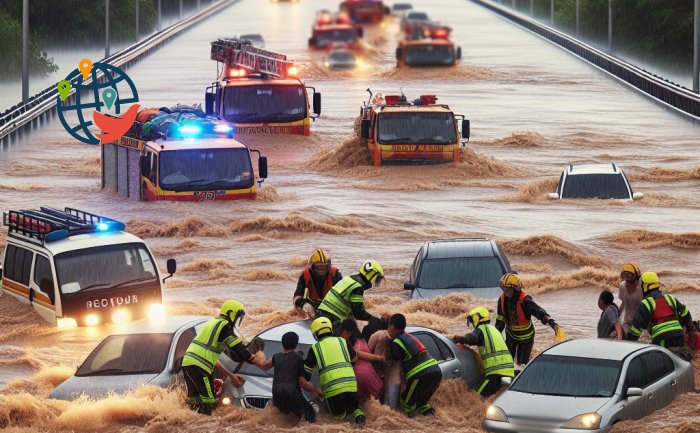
[[461, 119, 470, 139], [312, 92, 322, 116], [403, 281, 416, 290], [140, 155, 149, 176], [357, 27, 364, 38], [632, 192, 644, 200], [548, 192, 559, 199], [501, 377, 512, 387], [163, 259, 177, 283], [204, 92, 215, 116], [360, 119, 370, 139], [258, 156, 268, 179], [626, 387, 643, 398], [456, 46, 462, 60]]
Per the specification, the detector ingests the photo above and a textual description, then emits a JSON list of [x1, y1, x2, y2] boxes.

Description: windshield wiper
[[442, 283, 476, 289], [74, 283, 111, 293], [111, 277, 156, 290]]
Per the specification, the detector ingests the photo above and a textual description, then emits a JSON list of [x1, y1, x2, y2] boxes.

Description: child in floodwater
[[261, 332, 323, 423], [338, 319, 386, 403], [597, 291, 623, 340]]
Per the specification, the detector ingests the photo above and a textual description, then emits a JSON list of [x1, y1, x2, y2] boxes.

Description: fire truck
[[103, 111, 268, 201], [205, 38, 321, 136], [340, 0, 389, 24], [309, 10, 363, 49], [359, 91, 470, 166], [396, 23, 461, 67]]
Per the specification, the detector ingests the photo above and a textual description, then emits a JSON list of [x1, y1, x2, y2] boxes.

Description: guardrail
[[471, 0, 700, 121], [0, 0, 241, 145]]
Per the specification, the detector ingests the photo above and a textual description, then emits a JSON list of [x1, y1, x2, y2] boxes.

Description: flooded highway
[[1, 0, 699, 432]]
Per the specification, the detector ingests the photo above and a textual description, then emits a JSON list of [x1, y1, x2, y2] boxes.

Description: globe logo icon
[[57, 61, 139, 145]]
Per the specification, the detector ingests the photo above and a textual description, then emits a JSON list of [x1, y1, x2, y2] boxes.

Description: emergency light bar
[[3, 207, 126, 243], [211, 38, 296, 79]]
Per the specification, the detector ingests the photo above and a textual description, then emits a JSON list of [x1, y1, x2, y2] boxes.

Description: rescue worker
[[387, 313, 442, 417], [618, 262, 643, 333], [317, 260, 384, 330], [451, 307, 514, 398], [293, 248, 343, 311], [304, 317, 366, 427], [181, 300, 267, 415], [627, 272, 695, 348], [495, 273, 564, 365]]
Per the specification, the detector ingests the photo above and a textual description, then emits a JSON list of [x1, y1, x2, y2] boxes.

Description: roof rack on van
[[3, 207, 126, 243]]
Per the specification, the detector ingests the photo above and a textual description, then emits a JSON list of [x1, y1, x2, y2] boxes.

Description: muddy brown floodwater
[[1, 0, 699, 432]]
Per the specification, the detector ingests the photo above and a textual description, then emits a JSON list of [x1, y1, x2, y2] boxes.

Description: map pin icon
[[57, 80, 72, 102], [79, 58, 93, 80], [101, 87, 118, 110]]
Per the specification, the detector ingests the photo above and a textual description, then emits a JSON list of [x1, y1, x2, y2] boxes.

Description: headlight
[[112, 309, 131, 324], [562, 413, 601, 429], [222, 397, 231, 405], [485, 405, 509, 422], [148, 303, 166, 321], [57, 317, 77, 329], [85, 314, 100, 327]]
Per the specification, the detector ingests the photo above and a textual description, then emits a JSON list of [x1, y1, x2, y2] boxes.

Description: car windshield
[[408, 12, 428, 20], [394, 4, 412, 11], [330, 51, 356, 62], [378, 112, 457, 145], [405, 44, 455, 66], [223, 84, 307, 124], [237, 340, 312, 377], [561, 173, 631, 199], [417, 257, 504, 289], [316, 29, 357, 47], [511, 355, 621, 397], [76, 333, 172, 376], [54, 243, 158, 296], [159, 148, 253, 192]]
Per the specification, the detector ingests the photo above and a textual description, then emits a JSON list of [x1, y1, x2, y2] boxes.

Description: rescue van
[[206, 38, 322, 136], [103, 112, 268, 202], [0, 207, 175, 327], [359, 91, 470, 166], [397, 23, 461, 67]]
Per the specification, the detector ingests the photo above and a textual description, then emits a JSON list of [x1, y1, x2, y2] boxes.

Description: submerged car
[[483, 339, 694, 433], [239, 33, 265, 48], [404, 238, 512, 299], [230, 320, 481, 410], [400, 10, 430, 33], [325, 48, 359, 70], [549, 163, 643, 200], [50, 316, 212, 400]]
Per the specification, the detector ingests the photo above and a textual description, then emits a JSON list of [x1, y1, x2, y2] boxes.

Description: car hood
[[411, 286, 502, 300], [49, 373, 160, 401], [495, 391, 609, 425], [234, 374, 273, 399]]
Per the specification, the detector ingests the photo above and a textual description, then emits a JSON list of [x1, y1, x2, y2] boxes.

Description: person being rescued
[[452, 307, 514, 398], [293, 248, 342, 312], [338, 318, 386, 403]]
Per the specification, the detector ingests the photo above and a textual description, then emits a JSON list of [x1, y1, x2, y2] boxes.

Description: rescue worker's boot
[[351, 408, 366, 427], [416, 403, 435, 416]]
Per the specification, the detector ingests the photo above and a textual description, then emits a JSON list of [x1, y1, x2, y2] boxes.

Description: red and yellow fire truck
[[340, 0, 389, 23], [205, 38, 321, 136], [397, 23, 461, 67], [359, 91, 470, 166], [309, 10, 363, 49]]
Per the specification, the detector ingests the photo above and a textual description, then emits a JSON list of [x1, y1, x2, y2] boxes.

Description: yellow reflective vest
[[182, 316, 242, 374], [309, 335, 357, 398], [478, 324, 514, 378]]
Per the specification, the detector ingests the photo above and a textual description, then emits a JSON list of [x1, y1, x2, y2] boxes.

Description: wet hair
[[599, 291, 614, 306], [282, 332, 299, 350], [389, 313, 406, 331], [339, 319, 363, 346]]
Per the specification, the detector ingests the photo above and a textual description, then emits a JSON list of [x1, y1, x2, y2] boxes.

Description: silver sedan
[[483, 339, 695, 433]]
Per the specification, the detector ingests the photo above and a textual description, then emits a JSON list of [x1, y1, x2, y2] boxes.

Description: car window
[[561, 173, 631, 199], [409, 249, 421, 282], [76, 333, 173, 376], [556, 171, 564, 195], [33, 255, 55, 304], [172, 328, 196, 373], [413, 332, 453, 361], [417, 257, 504, 289], [640, 351, 674, 385], [3, 245, 33, 286], [624, 356, 646, 389]]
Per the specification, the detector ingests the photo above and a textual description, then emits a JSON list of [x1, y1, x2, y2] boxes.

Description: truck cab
[[1, 207, 175, 327], [360, 92, 470, 166], [397, 23, 461, 67], [206, 38, 321, 136]]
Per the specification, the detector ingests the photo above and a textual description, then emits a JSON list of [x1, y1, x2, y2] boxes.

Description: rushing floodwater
[[1, 0, 699, 432]]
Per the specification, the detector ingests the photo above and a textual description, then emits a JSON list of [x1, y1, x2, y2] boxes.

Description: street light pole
[[105, 0, 110, 58], [135, 0, 140, 41], [694, 0, 699, 92], [576, 0, 580, 38], [22, 0, 29, 103], [157, 0, 161, 31], [550, 0, 554, 25], [608, 0, 613, 52]]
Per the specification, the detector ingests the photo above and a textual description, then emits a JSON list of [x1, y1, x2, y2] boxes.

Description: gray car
[[50, 316, 213, 400], [483, 339, 695, 433], [228, 320, 482, 410], [404, 238, 512, 300]]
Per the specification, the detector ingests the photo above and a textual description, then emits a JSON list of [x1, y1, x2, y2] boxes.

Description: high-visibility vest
[[640, 294, 684, 341], [498, 290, 534, 341], [393, 332, 440, 381], [303, 266, 338, 303], [317, 275, 363, 321], [182, 316, 241, 374], [478, 324, 515, 377], [310, 335, 358, 398]]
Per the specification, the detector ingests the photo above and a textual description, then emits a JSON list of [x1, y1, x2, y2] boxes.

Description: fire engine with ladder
[[360, 90, 470, 166], [205, 38, 321, 136]]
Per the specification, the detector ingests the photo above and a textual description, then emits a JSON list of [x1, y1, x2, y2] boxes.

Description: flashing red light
[[318, 12, 332, 25], [433, 29, 449, 39], [419, 95, 438, 105], [228, 68, 247, 78], [287, 66, 299, 77], [385, 95, 400, 106], [336, 13, 351, 24]]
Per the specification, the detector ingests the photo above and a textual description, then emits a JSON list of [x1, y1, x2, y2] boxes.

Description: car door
[[412, 331, 461, 380], [619, 356, 651, 420], [639, 351, 676, 410], [169, 327, 196, 384]]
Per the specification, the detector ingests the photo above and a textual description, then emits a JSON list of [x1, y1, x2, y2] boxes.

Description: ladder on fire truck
[[211, 38, 297, 79]]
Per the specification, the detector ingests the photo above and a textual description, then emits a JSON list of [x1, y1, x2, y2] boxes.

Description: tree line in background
[[0, 0, 212, 80], [515, 0, 694, 71]]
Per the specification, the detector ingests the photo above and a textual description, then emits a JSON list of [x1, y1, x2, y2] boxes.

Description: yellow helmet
[[621, 262, 641, 280], [309, 248, 331, 266], [500, 273, 522, 291], [220, 300, 245, 326], [640, 272, 660, 294], [360, 260, 384, 285], [467, 307, 490, 327], [311, 317, 333, 340]]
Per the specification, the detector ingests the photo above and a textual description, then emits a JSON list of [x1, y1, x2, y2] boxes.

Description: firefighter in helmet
[[293, 248, 342, 311]]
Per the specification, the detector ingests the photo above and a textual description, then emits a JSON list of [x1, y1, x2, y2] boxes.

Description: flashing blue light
[[97, 222, 109, 231], [178, 125, 202, 136]]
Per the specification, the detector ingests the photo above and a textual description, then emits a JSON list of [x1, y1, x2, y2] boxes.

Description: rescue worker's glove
[[293, 296, 304, 309], [546, 318, 557, 330]]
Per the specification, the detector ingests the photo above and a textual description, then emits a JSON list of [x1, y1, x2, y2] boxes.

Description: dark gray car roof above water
[[423, 238, 496, 259], [543, 338, 655, 361]]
